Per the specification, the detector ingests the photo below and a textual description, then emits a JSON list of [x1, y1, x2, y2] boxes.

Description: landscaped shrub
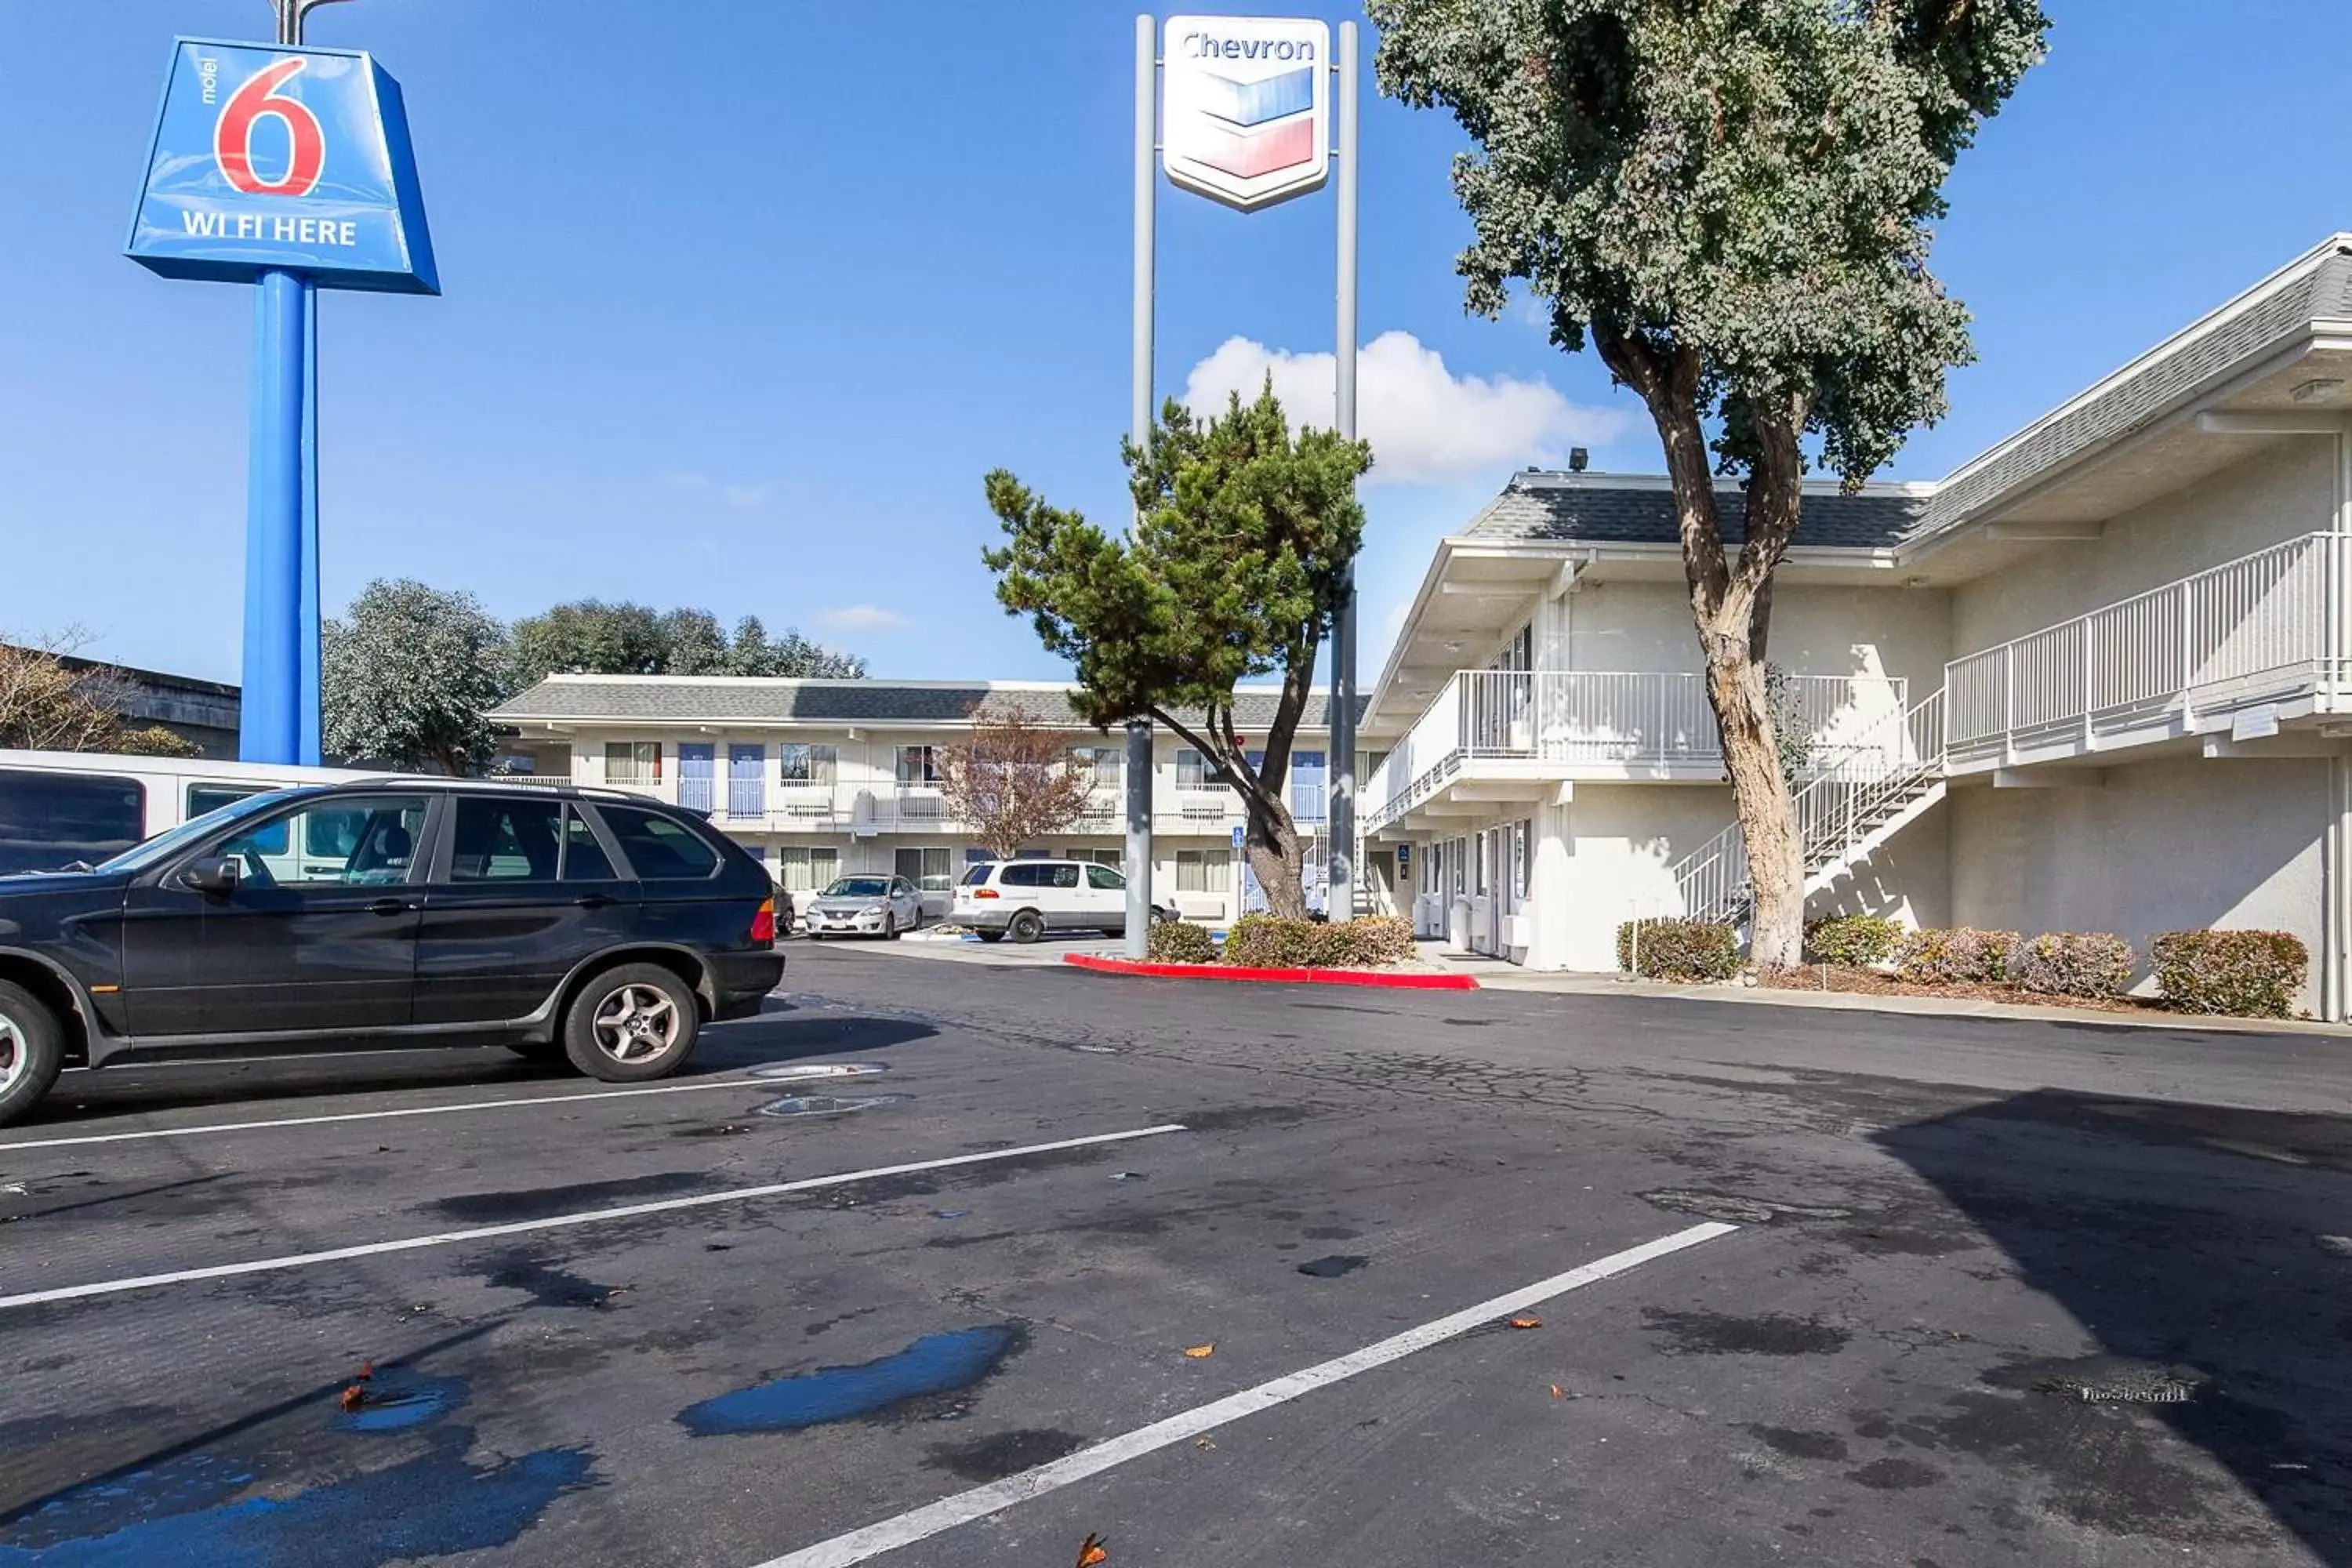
[[2013, 932, 2133, 998], [1894, 927, 2020, 985], [2151, 930, 2309, 1018], [1221, 913, 1415, 970], [1615, 917, 1740, 982], [1146, 920, 1218, 964], [1804, 914, 1902, 967]]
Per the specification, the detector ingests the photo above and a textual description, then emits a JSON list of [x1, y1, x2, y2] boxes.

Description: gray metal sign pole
[[1124, 13, 1159, 960], [1327, 20, 1360, 920]]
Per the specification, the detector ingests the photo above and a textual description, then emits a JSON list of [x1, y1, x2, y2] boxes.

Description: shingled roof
[[492, 677, 1365, 732], [1465, 473, 1932, 550]]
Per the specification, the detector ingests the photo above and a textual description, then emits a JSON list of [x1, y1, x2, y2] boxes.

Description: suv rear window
[[595, 804, 720, 880], [959, 863, 996, 887], [0, 771, 145, 874]]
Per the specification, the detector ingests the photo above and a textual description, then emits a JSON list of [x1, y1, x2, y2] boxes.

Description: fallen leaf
[[1550, 1385, 1566, 1399], [1076, 1534, 1109, 1566], [358, 1362, 374, 1381], [1183, 1343, 1215, 1359], [1508, 1315, 1542, 1330], [1194, 1437, 1216, 1450], [339, 1384, 368, 1412]]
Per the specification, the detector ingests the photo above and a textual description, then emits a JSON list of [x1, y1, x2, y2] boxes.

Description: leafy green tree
[[506, 601, 670, 688], [323, 579, 509, 774], [506, 601, 865, 687], [728, 616, 866, 680], [983, 385, 1370, 917], [1370, 0, 2047, 966]]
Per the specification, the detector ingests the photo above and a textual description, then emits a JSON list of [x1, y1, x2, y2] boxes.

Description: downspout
[[2332, 427, 2352, 1022]]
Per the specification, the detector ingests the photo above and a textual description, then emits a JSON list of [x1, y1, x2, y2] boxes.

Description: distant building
[[55, 654, 241, 759]]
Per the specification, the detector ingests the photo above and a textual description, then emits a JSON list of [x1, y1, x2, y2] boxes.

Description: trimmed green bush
[[1146, 920, 1218, 964], [2151, 930, 2308, 1018], [2013, 932, 2133, 998], [1615, 917, 1740, 982], [1894, 927, 2020, 985], [1221, 913, 1415, 970], [1804, 914, 1902, 967]]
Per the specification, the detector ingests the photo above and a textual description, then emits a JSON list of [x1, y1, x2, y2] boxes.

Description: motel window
[[779, 743, 837, 786], [1072, 746, 1123, 791], [1177, 848, 1231, 894], [776, 845, 839, 893], [1174, 748, 1209, 790], [896, 746, 942, 787], [1511, 819, 1530, 904], [894, 845, 953, 893], [1087, 848, 1126, 869], [604, 741, 661, 786]]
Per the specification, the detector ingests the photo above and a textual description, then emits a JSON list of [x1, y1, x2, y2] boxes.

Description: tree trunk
[[1243, 798, 1308, 920], [1597, 329, 1810, 971], [1704, 637, 1805, 967]]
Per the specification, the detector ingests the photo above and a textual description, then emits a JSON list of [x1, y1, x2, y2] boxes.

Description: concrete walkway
[[1420, 942, 2352, 1038]]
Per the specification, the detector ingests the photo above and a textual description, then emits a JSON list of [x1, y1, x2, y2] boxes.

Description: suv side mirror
[[181, 856, 243, 896]]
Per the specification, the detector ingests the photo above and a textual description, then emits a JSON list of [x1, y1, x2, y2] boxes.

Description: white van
[[0, 750, 375, 876], [952, 858, 1173, 943]]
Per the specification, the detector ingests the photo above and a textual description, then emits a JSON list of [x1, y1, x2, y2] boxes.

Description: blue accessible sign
[[126, 38, 437, 294]]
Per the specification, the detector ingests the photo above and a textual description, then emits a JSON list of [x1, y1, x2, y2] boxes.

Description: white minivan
[[953, 858, 1166, 943], [0, 750, 376, 876]]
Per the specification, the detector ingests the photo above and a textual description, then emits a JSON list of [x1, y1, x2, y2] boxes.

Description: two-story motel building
[[495, 236, 2352, 1018], [1358, 234, 2352, 1018], [489, 679, 1351, 926]]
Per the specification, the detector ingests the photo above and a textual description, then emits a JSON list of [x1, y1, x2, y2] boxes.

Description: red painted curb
[[1063, 953, 1479, 990]]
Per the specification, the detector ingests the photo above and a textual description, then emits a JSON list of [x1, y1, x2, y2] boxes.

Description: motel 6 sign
[[1162, 15, 1331, 212], [126, 38, 437, 294]]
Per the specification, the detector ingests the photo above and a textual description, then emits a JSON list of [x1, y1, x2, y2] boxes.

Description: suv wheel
[[0, 980, 67, 1128], [1007, 909, 1046, 945], [564, 964, 700, 1083]]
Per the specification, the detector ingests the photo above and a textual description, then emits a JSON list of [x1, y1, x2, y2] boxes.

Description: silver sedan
[[800, 874, 924, 939]]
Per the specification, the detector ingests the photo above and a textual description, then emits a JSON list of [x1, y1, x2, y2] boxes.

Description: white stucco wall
[[1947, 756, 2328, 1012], [1811, 797, 1951, 931], [1552, 785, 1739, 971], [1563, 579, 1952, 695], [1951, 438, 2338, 657]]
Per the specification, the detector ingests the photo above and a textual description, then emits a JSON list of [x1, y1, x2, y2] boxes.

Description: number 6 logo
[[214, 58, 325, 198]]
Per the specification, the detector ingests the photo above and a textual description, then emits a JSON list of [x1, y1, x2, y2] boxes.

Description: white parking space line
[[0, 1124, 1187, 1312], [750, 1221, 1741, 1568], [0, 1073, 825, 1153]]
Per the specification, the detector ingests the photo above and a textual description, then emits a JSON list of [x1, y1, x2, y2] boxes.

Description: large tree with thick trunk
[[1370, 0, 2045, 966], [983, 386, 1370, 918]]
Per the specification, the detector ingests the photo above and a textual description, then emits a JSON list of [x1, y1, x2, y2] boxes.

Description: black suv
[[0, 779, 784, 1127]]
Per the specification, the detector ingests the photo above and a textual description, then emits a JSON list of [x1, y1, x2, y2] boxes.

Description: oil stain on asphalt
[[676, 1326, 1025, 1436], [0, 1376, 591, 1566]]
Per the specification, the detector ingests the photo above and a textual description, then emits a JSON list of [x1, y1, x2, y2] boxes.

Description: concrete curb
[[1065, 954, 1480, 990]]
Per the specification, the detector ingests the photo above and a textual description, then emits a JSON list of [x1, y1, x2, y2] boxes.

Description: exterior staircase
[[1670, 688, 1947, 930]]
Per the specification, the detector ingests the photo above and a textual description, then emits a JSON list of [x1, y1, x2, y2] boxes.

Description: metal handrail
[[1670, 685, 1948, 926]]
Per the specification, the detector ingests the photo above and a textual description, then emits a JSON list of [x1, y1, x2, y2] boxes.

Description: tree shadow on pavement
[[1875, 1088, 2352, 1563]]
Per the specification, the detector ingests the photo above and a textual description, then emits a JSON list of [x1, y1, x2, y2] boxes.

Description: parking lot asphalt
[[3, 942, 2350, 1567]]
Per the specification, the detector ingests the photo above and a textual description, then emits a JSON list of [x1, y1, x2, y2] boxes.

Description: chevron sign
[[1162, 16, 1330, 212]]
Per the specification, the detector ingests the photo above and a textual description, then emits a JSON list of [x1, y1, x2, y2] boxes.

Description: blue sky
[[7, 2, 2352, 687]]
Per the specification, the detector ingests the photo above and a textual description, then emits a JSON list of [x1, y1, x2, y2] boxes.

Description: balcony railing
[[1947, 531, 2349, 763], [1363, 670, 1910, 830]]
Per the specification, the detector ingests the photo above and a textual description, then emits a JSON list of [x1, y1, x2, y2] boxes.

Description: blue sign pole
[[299, 280, 322, 765], [241, 268, 308, 763]]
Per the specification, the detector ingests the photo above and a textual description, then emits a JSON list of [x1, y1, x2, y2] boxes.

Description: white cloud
[[816, 604, 910, 633], [1181, 330, 1630, 485], [666, 472, 769, 510]]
